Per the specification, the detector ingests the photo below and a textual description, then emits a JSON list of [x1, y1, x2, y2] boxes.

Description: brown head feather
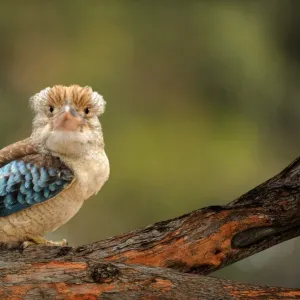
[[30, 85, 105, 116], [48, 85, 90, 108]]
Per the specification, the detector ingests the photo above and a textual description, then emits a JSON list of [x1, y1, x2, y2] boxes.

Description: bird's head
[[30, 85, 106, 157]]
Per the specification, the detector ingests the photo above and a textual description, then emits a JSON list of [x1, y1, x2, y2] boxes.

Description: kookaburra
[[0, 85, 110, 248]]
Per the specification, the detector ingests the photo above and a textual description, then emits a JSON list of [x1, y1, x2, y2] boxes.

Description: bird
[[0, 85, 110, 248]]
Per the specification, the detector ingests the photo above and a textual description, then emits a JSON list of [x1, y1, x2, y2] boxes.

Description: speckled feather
[[0, 154, 74, 217], [0, 138, 37, 167]]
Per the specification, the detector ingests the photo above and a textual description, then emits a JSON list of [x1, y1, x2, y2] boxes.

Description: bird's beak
[[53, 104, 85, 132]]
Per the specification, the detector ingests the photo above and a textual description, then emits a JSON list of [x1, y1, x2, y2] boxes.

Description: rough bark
[[1, 157, 300, 298], [1, 260, 300, 300]]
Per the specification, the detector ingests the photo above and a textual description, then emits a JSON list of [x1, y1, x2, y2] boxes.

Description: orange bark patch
[[0, 283, 117, 300], [54, 282, 117, 300], [4, 262, 87, 283], [151, 279, 173, 291], [33, 261, 87, 270], [229, 289, 300, 298], [105, 213, 270, 271]]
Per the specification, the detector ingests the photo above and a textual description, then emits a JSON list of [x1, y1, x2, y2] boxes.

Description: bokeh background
[[1, 0, 300, 288]]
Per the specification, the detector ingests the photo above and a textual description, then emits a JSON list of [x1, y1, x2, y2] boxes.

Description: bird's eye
[[49, 106, 54, 113], [85, 108, 90, 115]]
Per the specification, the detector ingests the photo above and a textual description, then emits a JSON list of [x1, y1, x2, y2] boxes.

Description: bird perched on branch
[[0, 85, 110, 248]]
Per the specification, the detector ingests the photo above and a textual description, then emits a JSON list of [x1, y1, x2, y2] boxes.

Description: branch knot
[[91, 263, 120, 284]]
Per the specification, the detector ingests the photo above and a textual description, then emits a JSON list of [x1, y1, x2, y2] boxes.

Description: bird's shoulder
[[0, 138, 37, 167], [0, 152, 74, 217]]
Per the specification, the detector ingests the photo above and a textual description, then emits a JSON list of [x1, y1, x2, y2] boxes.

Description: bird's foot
[[45, 239, 68, 246], [22, 235, 68, 248]]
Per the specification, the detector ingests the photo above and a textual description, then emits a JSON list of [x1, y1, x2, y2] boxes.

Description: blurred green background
[[1, 0, 300, 288]]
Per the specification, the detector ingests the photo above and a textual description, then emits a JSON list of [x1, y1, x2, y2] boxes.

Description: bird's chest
[[25, 154, 109, 233], [26, 156, 108, 233], [42, 154, 109, 230], [71, 155, 109, 199]]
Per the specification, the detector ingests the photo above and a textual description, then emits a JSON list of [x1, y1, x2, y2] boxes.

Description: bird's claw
[[46, 238, 68, 246], [22, 236, 68, 248]]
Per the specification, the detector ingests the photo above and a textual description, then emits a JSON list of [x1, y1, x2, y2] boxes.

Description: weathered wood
[[1, 260, 299, 299], [1, 156, 300, 298], [2, 157, 300, 274]]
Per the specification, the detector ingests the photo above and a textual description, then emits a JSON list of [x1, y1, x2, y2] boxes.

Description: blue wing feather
[[0, 158, 74, 217]]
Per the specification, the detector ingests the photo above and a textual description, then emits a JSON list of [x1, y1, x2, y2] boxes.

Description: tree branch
[[1, 260, 300, 299], [4, 157, 300, 273], [2, 157, 300, 298]]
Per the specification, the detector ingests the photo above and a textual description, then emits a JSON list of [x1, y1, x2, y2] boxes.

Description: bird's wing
[[0, 154, 74, 217], [0, 138, 37, 167]]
